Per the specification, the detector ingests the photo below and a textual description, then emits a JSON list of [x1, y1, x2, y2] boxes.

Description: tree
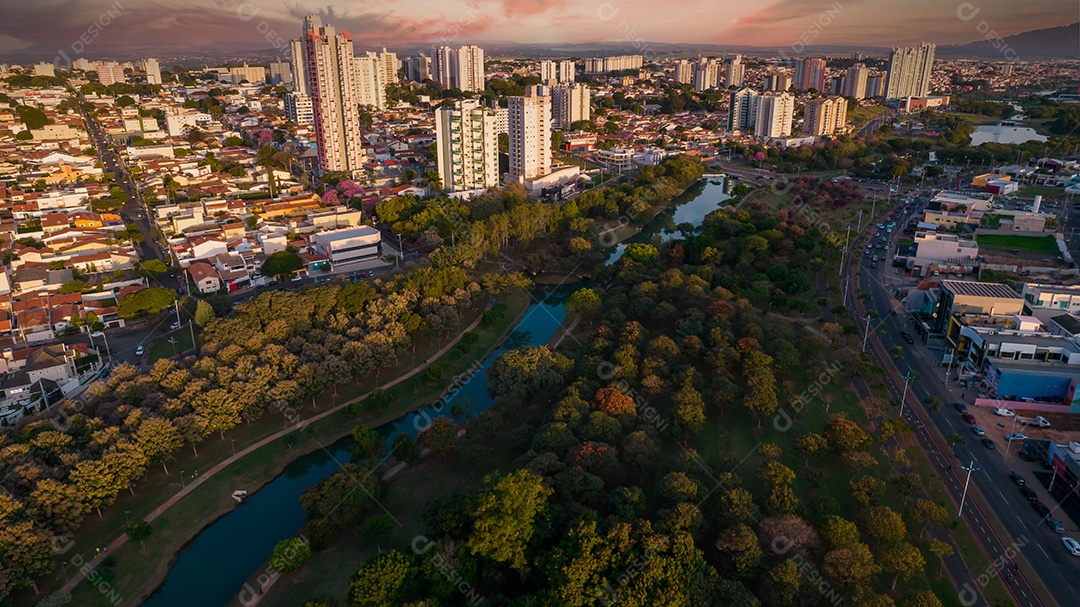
[[58, 279, 91, 294], [466, 470, 552, 571], [269, 537, 311, 573], [820, 515, 860, 549], [863, 505, 906, 543], [194, 299, 215, 328], [140, 259, 168, 278], [822, 542, 879, 585], [417, 417, 458, 456], [565, 288, 602, 318], [349, 550, 413, 607], [486, 347, 571, 406], [352, 423, 388, 461], [825, 414, 870, 452], [125, 520, 153, 551], [115, 95, 135, 107], [903, 591, 942, 607], [391, 432, 421, 465], [908, 499, 948, 537], [926, 538, 954, 575], [880, 541, 925, 589], [261, 251, 304, 280], [357, 514, 394, 546], [69, 459, 121, 517], [715, 524, 763, 576], [794, 432, 827, 465], [623, 243, 659, 265], [136, 417, 181, 474], [29, 479, 85, 534], [117, 287, 177, 320]]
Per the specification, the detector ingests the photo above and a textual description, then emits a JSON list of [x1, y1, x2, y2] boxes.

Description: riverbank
[[47, 291, 531, 607]]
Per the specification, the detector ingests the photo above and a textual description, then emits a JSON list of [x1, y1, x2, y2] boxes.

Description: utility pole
[[1003, 414, 1020, 460], [900, 371, 915, 418], [839, 225, 851, 278], [945, 347, 957, 384], [861, 314, 873, 351], [958, 461, 983, 517]]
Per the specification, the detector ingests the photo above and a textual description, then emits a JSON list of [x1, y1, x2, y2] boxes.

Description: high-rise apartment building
[[552, 83, 590, 129], [762, 73, 792, 92], [300, 15, 366, 176], [674, 60, 693, 85], [285, 93, 314, 125], [97, 61, 126, 86], [540, 60, 558, 83], [754, 92, 794, 139], [794, 57, 826, 92], [804, 96, 848, 136], [375, 48, 398, 86], [559, 60, 575, 83], [508, 86, 551, 183], [353, 54, 386, 110], [404, 53, 432, 82], [145, 58, 161, 85], [725, 55, 744, 88], [866, 74, 885, 98], [728, 88, 760, 134], [843, 63, 868, 99], [229, 63, 266, 84], [435, 100, 500, 192], [434, 45, 486, 92], [885, 43, 935, 99], [583, 55, 643, 73], [290, 39, 308, 95], [692, 58, 721, 91], [269, 61, 292, 85]]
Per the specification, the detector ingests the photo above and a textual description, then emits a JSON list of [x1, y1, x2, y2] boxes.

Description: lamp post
[[180, 470, 186, 488], [1003, 414, 1020, 460], [231, 439, 236, 456], [861, 314, 873, 352], [945, 347, 957, 384], [839, 225, 852, 278], [900, 371, 916, 418], [61, 561, 69, 582], [124, 510, 130, 526], [959, 460, 984, 517]]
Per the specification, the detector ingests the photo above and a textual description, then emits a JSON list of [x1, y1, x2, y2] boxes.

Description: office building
[[300, 15, 366, 176], [284, 93, 314, 125], [540, 60, 558, 83], [794, 57, 826, 91], [508, 86, 551, 183], [763, 72, 792, 92], [692, 58, 721, 91], [725, 55, 744, 88], [728, 88, 760, 134], [804, 96, 848, 136], [674, 60, 693, 85], [552, 83, 590, 129], [754, 92, 794, 139], [559, 60, 575, 83], [434, 45, 485, 92], [353, 54, 386, 110], [885, 43, 935, 99], [290, 39, 308, 95], [866, 74, 885, 98], [843, 63, 868, 99], [404, 53, 432, 82], [97, 61, 126, 86], [311, 226, 381, 265], [145, 58, 161, 85], [269, 61, 292, 85], [435, 100, 500, 192]]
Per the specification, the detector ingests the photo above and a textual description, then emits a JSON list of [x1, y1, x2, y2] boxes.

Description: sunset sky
[[0, 0, 1074, 56]]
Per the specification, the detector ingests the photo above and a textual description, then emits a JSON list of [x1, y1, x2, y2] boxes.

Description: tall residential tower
[[301, 15, 366, 176], [885, 43, 935, 99]]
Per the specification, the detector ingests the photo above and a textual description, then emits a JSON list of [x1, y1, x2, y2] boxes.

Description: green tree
[[57, 279, 91, 294], [864, 505, 906, 543], [822, 542, 879, 585], [29, 479, 85, 534], [880, 541, 925, 589], [269, 537, 311, 573], [357, 514, 394, 546], [117, 287, 177, 320], [261, 251, 304, 280], [352, 423, 388, 461], [69, 459, 121, 517], [417, 417, 458, 456], [125, 520, 153, 551], [623, 243, 660, 265], [486, 347, 571, 406], [564, 288, 602, 318], [194, 299, 215, 328], [348, 550, 413, 607], [139, 259, 168, 278], [466, 470, 552, 570], [136, 417, 181, 474], [391, 433, 421, 465]]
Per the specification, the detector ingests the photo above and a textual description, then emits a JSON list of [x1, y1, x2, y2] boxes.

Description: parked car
[[170, 321, 181, 330], [953, 402, 968, 413], [1062, 536, 1080, 556], [135, 345, 145, 356], [971, 425, 985, 436], [994, 407, 1016, 417], [981, 437, 996, 449], [1020, 486, 1038, 501], [1005, 433, 1028, 442], [1033, 501, 1051, 517], [291, 275, 303, 282], [962, 413, 976, 424], [1046, 518, 1065, 534], [1009, 472, 1025, 486]]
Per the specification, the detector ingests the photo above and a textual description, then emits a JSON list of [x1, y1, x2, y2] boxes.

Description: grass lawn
[[1017, 185, 1068, 200], [42, 291, 532, 607], [976, 234, 1060, 255], [146, 327, 196, 364]]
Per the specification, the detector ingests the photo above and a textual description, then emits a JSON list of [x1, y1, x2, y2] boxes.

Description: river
[[139, 289, 569, 607]]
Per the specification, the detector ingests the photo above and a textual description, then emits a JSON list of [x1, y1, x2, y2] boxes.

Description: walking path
[[60, 313, 486, 594]]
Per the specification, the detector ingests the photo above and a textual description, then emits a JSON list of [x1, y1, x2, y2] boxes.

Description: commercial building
[[725, 55, 744, 88], [229, 63, 266, 84], [898, 95, 950, 113], [311, 226, 382, 265], [728, 88, 760, 134], [885, 43, 935, 100], [842, 63, 868, 99], [145, 58, 161, 85], [804, 96, 847, 137], [435, 100, 500, 193], [284, 93, 314, 125], [1023, 284, 1080, 316], [933, 279, 1024, 333], [33, 62, 55, 77], [300, 15, 366, 176], [754, 92, 793, 139], [507, 86, 551, 184], [692, 58, 721, 91], [551, 83, 590, 129], [434, 45, 485, 92], [793, 57, 826, 92], [674, 60, 693, 85], [909, 231, 979, 277]]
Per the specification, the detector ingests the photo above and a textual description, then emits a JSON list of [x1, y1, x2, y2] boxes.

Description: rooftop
[[943, 280, 1021, 299]]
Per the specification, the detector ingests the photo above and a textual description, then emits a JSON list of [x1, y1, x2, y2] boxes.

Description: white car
[[1062, 537, 1080, 556], [135, 345, 145, 356], [170, 321, 181, 330], [994, 407, 1016, 417], [1005, 433, 1028, 441], [291, 275, 303, 282]]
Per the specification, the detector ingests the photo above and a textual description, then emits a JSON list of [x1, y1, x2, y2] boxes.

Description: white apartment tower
[[508, 86, 551, 183], [885, 43, 935, 99], [435, 100, 500, 192], [552, 83, 590, 129], [285, 93, 314, 125], [290, 39, 308, 95], [753, 92, 794, 139], [674, 60, 693, 85], [540, 60, 558, 84], [692, 58, 721, 91], [353, 54, 386, 110], [843, 63, 868, 99], [804, 96, 848, 136], [269, 61, 293, 85], [725, 55, 744, 88], [376, 48, 398, 86], [404, 53, 432, 81], [145, 58, 161, 85], [97, 61, 126, 86], [301, 15, 366, 176], [435, 45, 486, 92], [728, 88, 760, 134], [559, 60, 575, 83]]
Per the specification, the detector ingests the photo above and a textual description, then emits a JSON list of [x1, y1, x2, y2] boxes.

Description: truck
[[1017, 415, 1051, 428]]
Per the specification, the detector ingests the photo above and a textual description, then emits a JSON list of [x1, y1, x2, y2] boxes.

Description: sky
[[0, 0, 1074, 57]]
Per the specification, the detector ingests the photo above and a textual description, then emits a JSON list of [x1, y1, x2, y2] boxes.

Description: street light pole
[[231, 439, 236, 455], [1004, 414, 1020, 460], [861, 314, 873, 352], [839, 225, 852, 278], [124, 510, 130, 526], [900, 371, 915, 418], [958, 460, 983, 517], [180, 470, 186, 488], [945, 347, 956, 384]]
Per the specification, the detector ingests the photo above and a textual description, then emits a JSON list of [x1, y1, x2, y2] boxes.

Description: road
[[852, 196, 1078, 607]]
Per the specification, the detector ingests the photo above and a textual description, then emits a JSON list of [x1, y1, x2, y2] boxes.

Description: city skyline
[[0, 0, 1074, 57]]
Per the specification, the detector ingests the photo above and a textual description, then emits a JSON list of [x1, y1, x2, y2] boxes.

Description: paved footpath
[[60, 313, 486, 595]]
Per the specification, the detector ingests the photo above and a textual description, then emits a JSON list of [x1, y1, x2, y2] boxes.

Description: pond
[[139, 289, 569, 607], [970, 125, 1048, 146]]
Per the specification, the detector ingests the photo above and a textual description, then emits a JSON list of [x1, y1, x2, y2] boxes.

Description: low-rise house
[[187, 261, 221, 294]]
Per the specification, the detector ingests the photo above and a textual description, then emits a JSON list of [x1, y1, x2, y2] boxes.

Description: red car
[[962, 413, 976, 424]]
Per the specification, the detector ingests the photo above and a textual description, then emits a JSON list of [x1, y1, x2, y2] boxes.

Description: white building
[[804, 96, 848, 137], [145, 58, 161, 85], [885, 43, 935, 100], [290, 39, 307, 95], [728, 88, 760, 134], [725, 55, 744, 88], [284, 93, 314, 125], [559, 60, 575, 84], [551, 83, 590, 129], [269, 61, 292, 85], [165, 110, 212, 137], [96, 61, 126, 86], [353, 54, 386, 110], [508, 86, 551, 184], [754, 92, 794, 139], [311, 226, 381, 265], [435, 100, 500, 192], [434, 45, 485, 92], [674, 60, 692, 85], [692, 58, 721, 91], [540, 60, 558, 84], [1022, 284, 1080, 315], [33, 62, 55, 77], [301, 15, 366, 176], [843, 63, 868, 99]]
